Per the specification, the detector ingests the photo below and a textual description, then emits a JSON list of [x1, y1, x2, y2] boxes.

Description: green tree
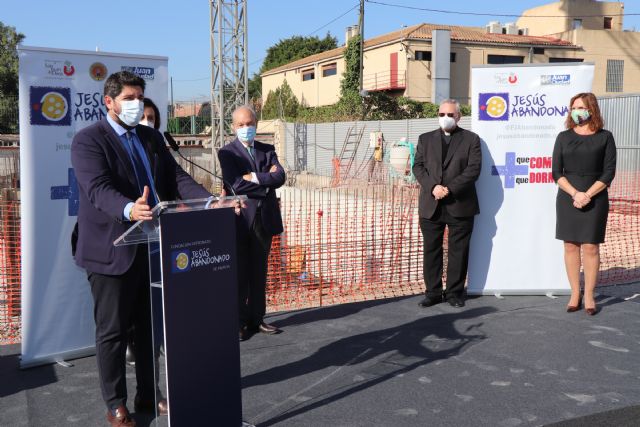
[[261, 33, 337, 73], [261, 80, 300, 120], [248, 72, 262, 100], [0, 22, 25, 98]]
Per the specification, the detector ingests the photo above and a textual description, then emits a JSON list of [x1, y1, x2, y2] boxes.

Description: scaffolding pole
[[210, 0, 249, 175]]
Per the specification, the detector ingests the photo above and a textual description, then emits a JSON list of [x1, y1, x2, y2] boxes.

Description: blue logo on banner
[[121, 66, 155, 80], [51, 168, 79, 216], [491, 152, 529, 189], [478, 92, 509, 121], [30, 86, 72, 126], [172, 250, 191, 273], [541, 74, 571, 85]]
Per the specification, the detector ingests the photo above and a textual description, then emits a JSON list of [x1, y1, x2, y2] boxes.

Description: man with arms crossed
[[218, 106, 286, 341]]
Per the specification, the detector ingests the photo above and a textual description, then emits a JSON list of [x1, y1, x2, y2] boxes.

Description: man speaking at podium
[[71, 71, 211, 427], [218, 106, 286, 341]]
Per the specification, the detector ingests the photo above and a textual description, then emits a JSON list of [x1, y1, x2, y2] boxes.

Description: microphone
[[163, 131, 237, 197]]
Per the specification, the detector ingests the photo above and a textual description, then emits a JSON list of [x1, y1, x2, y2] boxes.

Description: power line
[[172, 77, 209, 82], [365, 0, 639, 18], [249, 2, 359, 72], [307, 3, 360, 36]]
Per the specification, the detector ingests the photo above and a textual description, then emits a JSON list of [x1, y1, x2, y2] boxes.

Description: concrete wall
[[405, 41, 577, 104], [405, 41, 479, 103], [264, 39, 582, 107], [361, 43, 408, 91], [551, 28, 640, 94], [262, 55, 344, 108], [517, 0, 624, 35]]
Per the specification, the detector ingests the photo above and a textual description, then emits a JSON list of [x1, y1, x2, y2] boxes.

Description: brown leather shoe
[[106, 405, 136, 427], [133, 395, 168, 416], [258, 322, 282, 335]]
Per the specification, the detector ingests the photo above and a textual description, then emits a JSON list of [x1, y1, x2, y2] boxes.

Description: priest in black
[[412, 99, 482, 308]]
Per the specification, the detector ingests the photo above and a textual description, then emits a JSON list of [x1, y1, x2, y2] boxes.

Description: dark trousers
[[237, 209, 273, 328], [419, 206, 474, 298], [88, 247, 154, 410]]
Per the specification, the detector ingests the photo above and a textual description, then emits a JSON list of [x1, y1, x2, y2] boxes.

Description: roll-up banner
[[468, 63, 595, 295], [18, 46, 168, 367]]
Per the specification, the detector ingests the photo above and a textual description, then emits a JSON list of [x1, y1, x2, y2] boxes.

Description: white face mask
[[117, 99, 144, 127], [139, 119, 155, 128], [438, 115, 457, 132]]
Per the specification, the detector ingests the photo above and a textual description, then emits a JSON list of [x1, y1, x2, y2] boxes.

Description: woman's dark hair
[[143, 97, 161, 130], [565, 92, 604, 132], [103, 71, 145, 99]]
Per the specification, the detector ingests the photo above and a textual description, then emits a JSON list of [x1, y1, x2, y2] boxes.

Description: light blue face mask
[[117, 99, 144, 127], [571, 109, 590, 125], [236, 126, 256, 143]]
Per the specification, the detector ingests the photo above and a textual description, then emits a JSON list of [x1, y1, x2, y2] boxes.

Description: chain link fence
[[167, 100, 211, 135]]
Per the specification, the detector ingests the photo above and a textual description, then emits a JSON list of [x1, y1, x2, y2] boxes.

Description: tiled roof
[[262, 23, 576, 76]]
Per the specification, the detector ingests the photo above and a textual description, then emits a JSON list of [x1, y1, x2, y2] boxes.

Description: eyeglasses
[[438, 113, 455, 118]]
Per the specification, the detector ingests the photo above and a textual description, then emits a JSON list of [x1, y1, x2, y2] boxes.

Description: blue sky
[[4, 0, 639, 101]]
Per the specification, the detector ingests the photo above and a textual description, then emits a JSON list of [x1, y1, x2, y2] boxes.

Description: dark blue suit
[[72, 118, 210, 275], [218, 138, 285, 328], [71, 118, 210, 410]]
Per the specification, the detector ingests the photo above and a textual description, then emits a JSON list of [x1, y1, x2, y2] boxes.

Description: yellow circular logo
[[485, 96, 507, 118], [176, 252, 189, 270], [40, 92, 68, 121]]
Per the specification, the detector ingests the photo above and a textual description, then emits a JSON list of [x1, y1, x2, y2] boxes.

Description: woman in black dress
[[552, 92, 616, 315]]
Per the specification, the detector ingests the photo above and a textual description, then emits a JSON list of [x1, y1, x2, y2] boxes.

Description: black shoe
[[133, 394, 168, 416], [418, 295, 443, 307], [125, 345, 135, 367], [239, 325, 254, 341], [447, 296, 465, 308], [257, 322, 282, 335]]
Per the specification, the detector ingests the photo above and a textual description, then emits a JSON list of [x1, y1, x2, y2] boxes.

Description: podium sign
[[158, 207, 242, 424], [115, 197, 244, 426]]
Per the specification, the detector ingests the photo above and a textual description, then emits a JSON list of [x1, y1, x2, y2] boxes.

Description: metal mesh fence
[[598, 167, 640, 285], [166, 115, 211, 135], [263, 161, 640, 314], [1, 133, 639, 344], [266, 179, 426, 312]]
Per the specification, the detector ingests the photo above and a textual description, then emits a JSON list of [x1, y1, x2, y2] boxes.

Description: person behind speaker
[[140, 97, 161, 130]]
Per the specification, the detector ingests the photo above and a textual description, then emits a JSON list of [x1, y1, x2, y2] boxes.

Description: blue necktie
[[126, 132, 157, 206]]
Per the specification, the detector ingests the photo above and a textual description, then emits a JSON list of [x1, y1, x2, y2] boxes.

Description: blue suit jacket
[[71, 118, 211, 275], [217, 138, 285, 236]]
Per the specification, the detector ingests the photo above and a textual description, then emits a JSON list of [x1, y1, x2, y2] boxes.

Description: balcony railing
[[362, 70, 406, 92]]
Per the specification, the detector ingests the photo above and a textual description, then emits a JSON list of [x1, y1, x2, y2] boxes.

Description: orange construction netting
[[0, 197, 21, 345], [1, 164, 639, 344]]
